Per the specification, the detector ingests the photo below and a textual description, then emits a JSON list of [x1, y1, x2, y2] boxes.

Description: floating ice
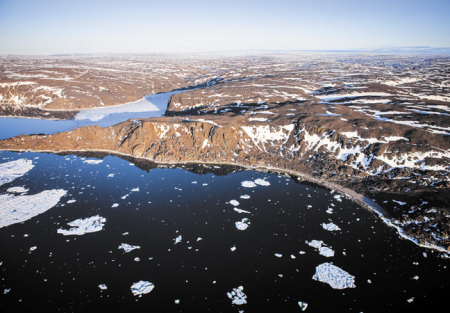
[[234, 208, 251, 214], [0, 159, 34, 187], [306, 240, 335, 257], [111, 203, 119, 208], [0, 189, 67, 228], [333, 195, 343, 202], [98, 284, 107, 290], [227, 286, 247, 305], [298, 301, 308, 311], [241, 181, 257, 188], [230, 200, 240, 206], [29, 246, 37, 251], [131, 187, 139, 192], [230, 246, 237, 251], [240, 195, 250, 199], [312, 263, 356, 289], [322, 222, 341, 231], [275, 253, 282, 258], [118, 243, 141, 253], [67, 199, 76, 204], [235, 218, 250, 230], [393, 200, 407, 206], [254, 178, 270, 186], [174, 235, 182, 244], [6, 186, 28, 194], [83, 159, 103, 164], [57, 215, 106, 236], [131, 281, 154, 297]]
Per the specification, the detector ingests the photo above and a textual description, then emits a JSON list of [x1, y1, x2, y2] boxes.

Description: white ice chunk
[[233, 208, 251, 214], [298, 301, 308, 311], [0, 159, 34, 187], [111, 203, 119, 208], [393, 200, 407, 206], [131, 281, 154, 296], [230, 200, 240, 206], [322, 222, 341, 231], [98, 284, 107, 290], [312, 262, 356, 289], [6, 186, 28, 194], [241, 181, 257, 188], [275, 253, 283, 258], [230, 246, 237, 251], [240, 195, 250, 199], [0, 189, 67, 228], [254, 178, 270, 186], [57, 215, 106, 236], [227, 286, 247, 305], [83, 159, 103, 164], [131, 187, 139, 192], [306, 240, 335, 257], [235, 218, 250, 230], [118, 243, 141, 253], [174, 235, 182, 244]]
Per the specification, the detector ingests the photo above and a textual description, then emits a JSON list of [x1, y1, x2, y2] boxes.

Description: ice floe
[[254, 178, 270, 186], [6, 186, 28, 194], [118, 243, 141, 253], [306, 240, 335, 257], [235, 218, 250, 230], [312, 262, 356, 289], [240, 195, 250, 199], [227, 286, 247, 305], [233, 208, 251, 214], [57, 215, 106, 236], [241, 181, 257, 188], [229, 200, 240, 206], [174, 235, 182, 244], [0, 189, 67, 228], [0, 159, 34, 187], [298, 301, 308, 311], [83, 159, 103, 165], [131, 281, 155, 297], [98, 284, 107, 290], [322, 222, 341, 231]]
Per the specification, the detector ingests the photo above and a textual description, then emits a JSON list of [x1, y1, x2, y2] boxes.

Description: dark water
[[0, 151, 448, 313]]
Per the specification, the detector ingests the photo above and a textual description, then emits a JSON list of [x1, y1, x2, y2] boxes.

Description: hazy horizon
[[1, 0, 449, 55]]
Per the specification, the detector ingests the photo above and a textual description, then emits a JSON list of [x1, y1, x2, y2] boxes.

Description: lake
[[0, 151, 448, 312]]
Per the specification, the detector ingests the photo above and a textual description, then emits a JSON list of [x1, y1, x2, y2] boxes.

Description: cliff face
[[1, 116, 449, 252]]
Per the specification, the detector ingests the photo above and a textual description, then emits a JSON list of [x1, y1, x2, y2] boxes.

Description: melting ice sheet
[[0, 189, 67, 228], [57, 215, 106, 235], [312, 263, 356, 289], [131, 281, 154, 297], [0, 159, 34, 186]]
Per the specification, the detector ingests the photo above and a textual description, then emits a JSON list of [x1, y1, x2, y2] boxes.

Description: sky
[[0, 0, 449, 55]]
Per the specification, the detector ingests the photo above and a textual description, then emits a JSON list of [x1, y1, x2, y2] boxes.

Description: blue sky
[[0, 0, 449, 54]]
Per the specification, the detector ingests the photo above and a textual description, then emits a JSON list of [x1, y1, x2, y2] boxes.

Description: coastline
[[2, 146, 448, 256]]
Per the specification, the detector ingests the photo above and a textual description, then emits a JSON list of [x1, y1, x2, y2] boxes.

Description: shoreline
[[2, 146, 448, 256]]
